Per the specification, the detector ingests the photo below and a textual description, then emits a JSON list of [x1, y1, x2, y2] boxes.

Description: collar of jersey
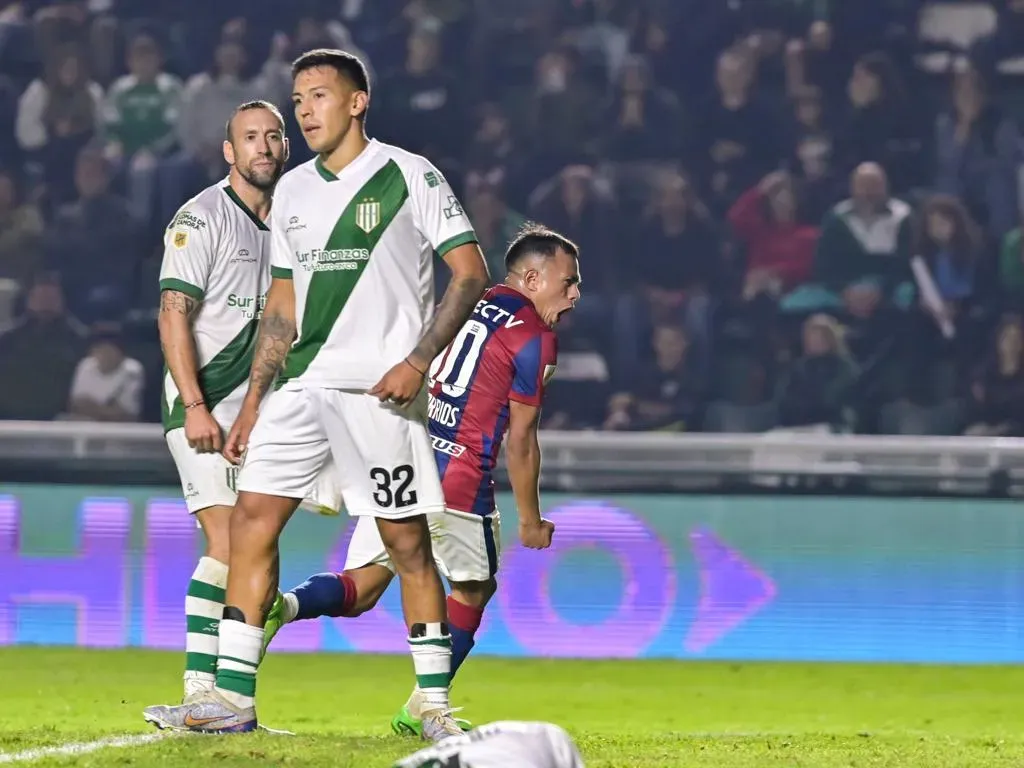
[[314, 139, 379, 182]]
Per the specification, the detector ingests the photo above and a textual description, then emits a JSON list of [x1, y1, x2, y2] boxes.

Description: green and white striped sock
[[183, 557, 228, 698], [408, 622, 452, 712], [215, 618, 263, 709]]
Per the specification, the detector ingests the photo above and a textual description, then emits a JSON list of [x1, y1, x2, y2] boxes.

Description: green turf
[[1, 648, 1023, 766]]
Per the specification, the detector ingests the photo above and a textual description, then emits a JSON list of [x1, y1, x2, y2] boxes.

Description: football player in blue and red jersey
[[261, 224, 581, 736]]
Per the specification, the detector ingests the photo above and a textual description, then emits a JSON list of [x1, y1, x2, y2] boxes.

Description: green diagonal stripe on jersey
[[279, 159, 409, 383], [162, 318, 259, 432]]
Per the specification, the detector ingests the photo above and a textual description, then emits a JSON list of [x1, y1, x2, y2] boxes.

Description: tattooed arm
[[407, 243, 489, 371], [242, 277, 296, 408], [157, 289, 204, 407]]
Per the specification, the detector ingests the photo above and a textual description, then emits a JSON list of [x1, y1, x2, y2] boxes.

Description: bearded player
[[263, 224, 581, 736], [157, 101, 290, 703]]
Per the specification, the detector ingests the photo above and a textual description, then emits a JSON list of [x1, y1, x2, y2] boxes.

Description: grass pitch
[[1, 647, 1022, 766]]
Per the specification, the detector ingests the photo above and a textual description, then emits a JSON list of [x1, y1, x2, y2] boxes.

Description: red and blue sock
[[291, 572, 357, 619], [447, 595, 483, 679]]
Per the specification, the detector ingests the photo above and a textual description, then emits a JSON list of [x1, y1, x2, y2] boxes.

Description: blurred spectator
[[541, 311, 611, 430], [935, 63, 1020, 241], [0, 166, 43, 287], [377, 17, 459, 161], [617, 172, 722, 377], [727, 170, 819, 301], [776, 313, 858, 430], [528, 164, 617, 294], [597, 54, 682, 162], [604, 324, 704, 432], [45, 146, 140, 322], [786, 86, 844, 221], [697, 46, 783, 216], [103, 32, 183, 224], [32, 0, 90, 65], [15, 43, 103, 203], [0, 271, 86, 420], [913, 194, 984, 341], [65, 321, 143, 421], [805, 163, 912, 324], [835, 51, 919, 193], [965, 314, 1024, 436], [526, 44, 601, 178], [462, 168, 527, 281], [464, 103, 526, 203], [998, 217, 1024, 305], [784, 21, 848, 115]]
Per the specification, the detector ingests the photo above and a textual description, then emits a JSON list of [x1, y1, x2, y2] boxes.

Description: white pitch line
[[0, 733, 166, 764]]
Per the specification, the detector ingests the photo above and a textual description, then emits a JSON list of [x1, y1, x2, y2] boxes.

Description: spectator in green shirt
[[103, 32, 182, 227]]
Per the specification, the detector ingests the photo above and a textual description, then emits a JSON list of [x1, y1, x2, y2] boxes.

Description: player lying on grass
[[393, 720, 585, 768], [262, 224, 582, 737]]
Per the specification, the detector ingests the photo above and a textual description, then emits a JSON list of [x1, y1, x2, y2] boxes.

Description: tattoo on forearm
[[259, 550, 280, 624], [411, 275, 487, 364], [160, 290, 199, 318], [249, 312, 296, 399]]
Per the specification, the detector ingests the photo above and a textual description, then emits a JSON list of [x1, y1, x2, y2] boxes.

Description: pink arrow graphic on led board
[[685, 527, 777, 653]]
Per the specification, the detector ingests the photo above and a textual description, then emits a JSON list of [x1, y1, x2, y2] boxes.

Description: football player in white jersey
[[152, 100, 290, 707], [393, 721, 585, 768], [144, 49, 489, 739]]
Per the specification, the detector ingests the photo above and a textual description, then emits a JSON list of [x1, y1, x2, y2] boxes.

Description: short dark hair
[[504, 223, 579, 272], [224, 100, 285, 142], [291, 48, 370, 96]]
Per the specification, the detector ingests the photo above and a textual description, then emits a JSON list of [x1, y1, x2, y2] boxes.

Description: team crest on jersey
[[173, 230, 188, 249], [543, 364, 557, 385], [355, 199, 381, 233]]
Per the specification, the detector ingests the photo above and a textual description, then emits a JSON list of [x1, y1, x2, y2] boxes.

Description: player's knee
[[450, 578, 496, 610], [377, 517, 434, 574], [230, 492, 292, 544]]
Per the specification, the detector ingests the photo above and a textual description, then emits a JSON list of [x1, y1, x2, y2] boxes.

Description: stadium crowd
[[1, 0, 1024, 436]]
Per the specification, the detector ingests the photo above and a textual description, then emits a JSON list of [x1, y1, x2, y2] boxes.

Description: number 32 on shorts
[[370, 464, 418, 508]]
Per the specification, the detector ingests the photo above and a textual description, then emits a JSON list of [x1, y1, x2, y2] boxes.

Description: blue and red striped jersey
[[426, 285, 557, 516]]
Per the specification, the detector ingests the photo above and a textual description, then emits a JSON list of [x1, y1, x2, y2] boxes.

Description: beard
[[238, 159, 283, 191]]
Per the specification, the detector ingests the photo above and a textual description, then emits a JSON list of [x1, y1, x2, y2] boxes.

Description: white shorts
[[166, 427, 237, 514], [236, 385, 445, 520], [345, 508, 501, 583]]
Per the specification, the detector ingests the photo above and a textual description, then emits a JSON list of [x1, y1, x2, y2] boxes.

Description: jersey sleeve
[[159, 204, 217, 299], [269, 196, 293, 279], [509, 330, 558, 407], [409, 159, 478, 258]]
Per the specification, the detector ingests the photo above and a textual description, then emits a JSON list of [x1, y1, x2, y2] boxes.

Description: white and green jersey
[[159, 180, 270, 433], [271, 139, 478, 390]]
